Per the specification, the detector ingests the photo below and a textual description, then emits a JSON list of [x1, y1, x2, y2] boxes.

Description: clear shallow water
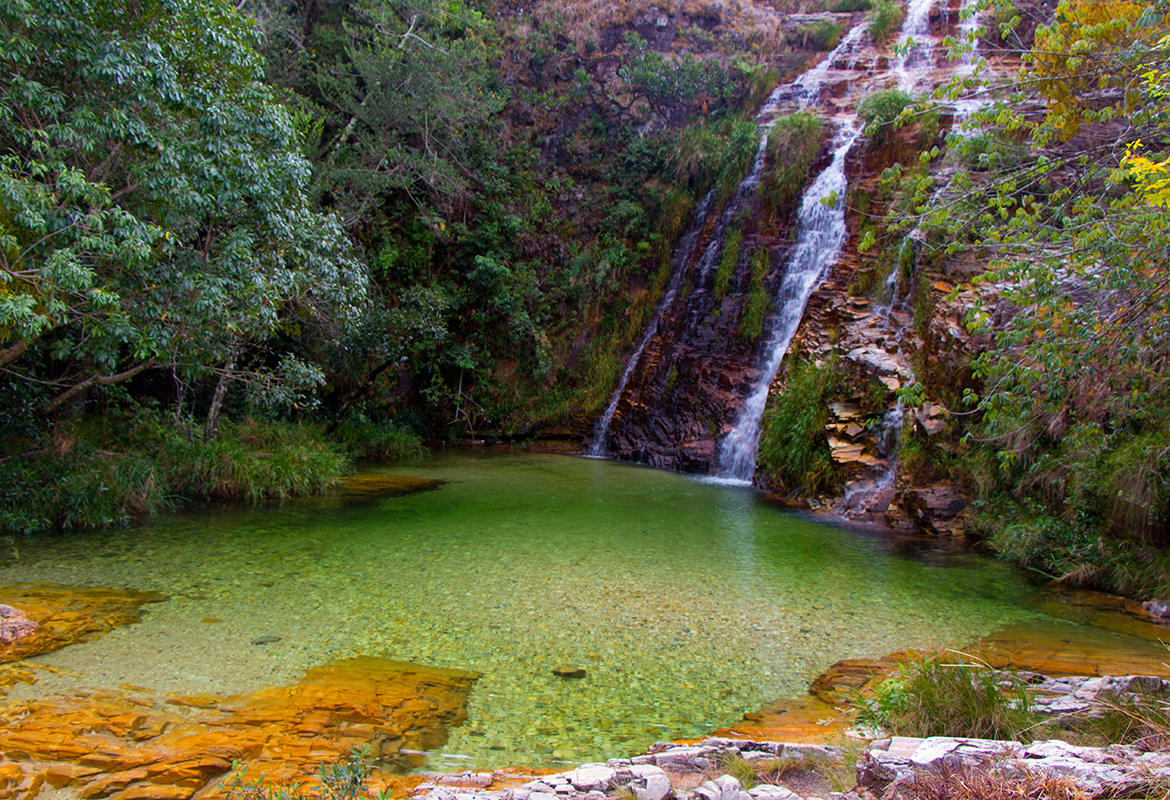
[[0, 451, 1052, 768]]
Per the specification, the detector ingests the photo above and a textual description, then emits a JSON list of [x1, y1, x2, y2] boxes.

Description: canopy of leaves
[[0, 0, 368, 416]]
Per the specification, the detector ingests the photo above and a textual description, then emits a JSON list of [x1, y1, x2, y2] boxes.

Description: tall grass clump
[[0, 447, 169, 534], [860, 655, 1035, 740], [761, 111, 825, 223], [795, 20, 843, 50], [715, 229, 743, 300], [331, 415, 424, 460], [867, 0, 905, 44], [717, 116, 764, 205], [161, 419, 348, 503], [756, 358, 839, 494], [738, 248, 771, 341]]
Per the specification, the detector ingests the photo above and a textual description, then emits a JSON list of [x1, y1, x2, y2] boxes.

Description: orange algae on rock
[[338, 474, 445, 500], [0, 584, 165, 665], [0, 657, 479, 800]]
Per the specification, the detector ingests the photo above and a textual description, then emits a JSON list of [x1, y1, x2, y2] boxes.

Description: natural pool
[[0, 450, 1150, 770]]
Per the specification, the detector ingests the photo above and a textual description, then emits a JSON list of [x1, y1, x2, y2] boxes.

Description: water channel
[[0, 450, 1165, 771]]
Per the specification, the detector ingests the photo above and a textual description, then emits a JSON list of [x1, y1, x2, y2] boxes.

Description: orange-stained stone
[[0, 584, 164, 664], [45, 763, 102, 788], [0, 656, 477, 800], [77, 767, 151, 799], [164, 695, 222, 710], [109, 783, 196, 800]]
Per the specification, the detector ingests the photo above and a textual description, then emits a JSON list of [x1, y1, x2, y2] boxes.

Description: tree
[[0, 0, 368, 433], [920, 0, 1170, 549]]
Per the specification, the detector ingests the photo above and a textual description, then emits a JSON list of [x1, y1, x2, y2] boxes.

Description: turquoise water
[[1, 451, 1047, 768]]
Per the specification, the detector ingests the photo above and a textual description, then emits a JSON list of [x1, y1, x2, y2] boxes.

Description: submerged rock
[[0, 584, 164, 664], [0, 656, 479, 797], [552, 667, 587, 679]]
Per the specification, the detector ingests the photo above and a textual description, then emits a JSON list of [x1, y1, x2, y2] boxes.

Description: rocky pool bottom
[[1, 584, 1170, 800], [1, 452, 1170, 794]]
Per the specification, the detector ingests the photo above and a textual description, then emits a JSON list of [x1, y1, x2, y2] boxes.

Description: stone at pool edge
[[553, 667, 587, 679], [0, 583, 165, 665]]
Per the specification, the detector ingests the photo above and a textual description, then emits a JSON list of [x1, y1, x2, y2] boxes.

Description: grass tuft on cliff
[[757, 357, 840, 495]]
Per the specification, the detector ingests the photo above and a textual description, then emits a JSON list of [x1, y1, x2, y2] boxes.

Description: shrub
[[756, 358, 839, 494], [331, 416, 425, 461], [0, 447, 170, 534], [795, 20, 843, 50], [761, 111, 826, 223], [860, 655, 1035, 740], [858, 88, 912, 149], [738, 249, 771, 341], [867, 0, 905, 44]]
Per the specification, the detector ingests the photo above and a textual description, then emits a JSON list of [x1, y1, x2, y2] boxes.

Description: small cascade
[[951, 0, 987, 121], [794, 25, 870, 107], [893, 0, 938, 93], [587, 192, 714, 457], [841, 400, 904, 516], [587, 24, 872, 462], [714, 120, 863, 483]]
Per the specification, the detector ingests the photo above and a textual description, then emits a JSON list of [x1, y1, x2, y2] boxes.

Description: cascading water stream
[[714, 120, 863, 483], [893, 0, 937, 93], [586, 24, 871, 457], [841, 400, 904, 514], [586, 191, 714, 457], [951, 0, 987, 121]]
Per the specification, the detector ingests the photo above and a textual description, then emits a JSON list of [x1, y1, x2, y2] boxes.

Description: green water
[[0, 451, 1070, 767]]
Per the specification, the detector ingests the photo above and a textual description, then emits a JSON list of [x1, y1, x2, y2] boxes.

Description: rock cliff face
[[598, 26, 874, 472], [593, 0, 1009, 532]]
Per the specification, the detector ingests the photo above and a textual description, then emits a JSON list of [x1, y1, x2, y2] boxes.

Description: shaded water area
[[0, 451, 1164, 771]]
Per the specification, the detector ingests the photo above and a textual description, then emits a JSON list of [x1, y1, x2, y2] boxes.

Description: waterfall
[[794, 25, 870, 107], [893, 0, 937, 93], [714, 120, 863, 483], [586, 191, 715, 457], [841, 400, 903, 515], [951, 0, 986, 121], [586, 24, 871, 457]]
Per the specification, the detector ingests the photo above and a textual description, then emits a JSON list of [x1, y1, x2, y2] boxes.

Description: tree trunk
[[204, 350, 238, 441]]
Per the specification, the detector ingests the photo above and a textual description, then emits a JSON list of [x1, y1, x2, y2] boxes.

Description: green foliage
[[616, 32, 735, 120], [309, 0, 507, 209], [860, 656, 1035, 740], [224, 747, 374, 800], [867, 0, 906, 44], [859, 89, 912, 149], [832, 0, 872, 11], [0, 0, 367, 419], [757, 358, 839, 494], [160, 419, 348, 503], [715, 230, 743, 300], [761, 111, 826, 222], [980, 498, 1170, 598], [738, 249, 771, 342], [331, 416, 425, 461], [794, 20, 844, 50], [0, 447, 170, 534]]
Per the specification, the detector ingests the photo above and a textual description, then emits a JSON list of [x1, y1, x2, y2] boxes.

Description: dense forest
[[0, 0, 1168, 597]]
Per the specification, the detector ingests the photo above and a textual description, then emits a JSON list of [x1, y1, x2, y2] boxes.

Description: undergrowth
[[0, 408, 424, 534], [756, 357, 840, 495], [761, 111, 825, 223], [859, 654, 1035, 741]]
